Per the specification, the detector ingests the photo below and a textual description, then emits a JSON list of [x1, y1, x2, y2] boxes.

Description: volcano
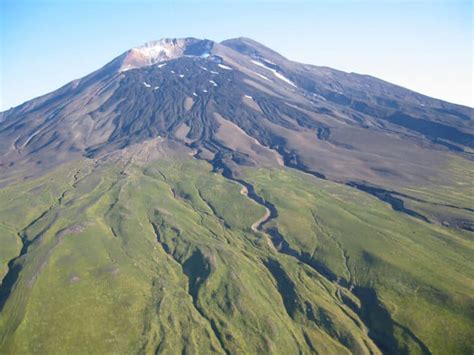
[[0, 37, 473, 354]]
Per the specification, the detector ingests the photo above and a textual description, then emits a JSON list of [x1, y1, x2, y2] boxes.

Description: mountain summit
[[0, 37, 473, 354], [1, 37, 472, 194], [119, 38, 215, 71]]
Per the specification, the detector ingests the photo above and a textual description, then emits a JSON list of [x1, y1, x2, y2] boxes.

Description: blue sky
[[1, 0, 472, 110]]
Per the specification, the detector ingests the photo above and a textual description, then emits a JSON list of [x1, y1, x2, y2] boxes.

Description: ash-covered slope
[[1, 37, 472, 226]]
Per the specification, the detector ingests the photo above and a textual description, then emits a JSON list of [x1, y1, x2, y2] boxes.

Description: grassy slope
[[0, 156, 472, 354], [244, 167, 473, 354]]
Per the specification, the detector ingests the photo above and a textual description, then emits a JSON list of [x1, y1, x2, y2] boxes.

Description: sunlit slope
[[244, 168, 473, 354], [0, 155, 472, 354]]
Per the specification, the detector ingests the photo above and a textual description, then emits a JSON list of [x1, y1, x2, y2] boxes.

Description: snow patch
[[274, 72, 296, 87], [157, 63, 167, 68], [218, 64, 233, 70], [210, 70, 219, 75], [209, 80, 218, 87], [253, 72, 270, 81], [261, 57, 276, 65], [143, 82, 151, 88], [250, 60, 297, 87], [311, 93, 327, 101], [193, 92, 198, 97], [122, 64, 133, 72], [179, 74, 185, 78], [244, 95, 253, 99]]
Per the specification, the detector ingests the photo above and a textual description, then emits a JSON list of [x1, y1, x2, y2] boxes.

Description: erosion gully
[[208, 154, 431, 355]]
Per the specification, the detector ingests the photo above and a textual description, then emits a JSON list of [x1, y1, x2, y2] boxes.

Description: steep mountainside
[[0, 37, 473, 354]]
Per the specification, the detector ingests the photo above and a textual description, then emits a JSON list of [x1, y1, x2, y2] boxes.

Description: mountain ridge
[[1, 37, 472, 222]]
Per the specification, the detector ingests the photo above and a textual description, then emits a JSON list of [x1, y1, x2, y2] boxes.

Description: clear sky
[[1, 0, 472, 110]]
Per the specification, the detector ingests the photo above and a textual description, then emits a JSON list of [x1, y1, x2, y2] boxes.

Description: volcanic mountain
[[0, 37, 473, 354]]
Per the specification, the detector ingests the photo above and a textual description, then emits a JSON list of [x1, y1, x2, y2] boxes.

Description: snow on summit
[[120, 38, 214, 72], [120, 38, 187, 71]]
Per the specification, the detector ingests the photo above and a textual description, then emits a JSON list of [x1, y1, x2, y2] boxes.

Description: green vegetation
[[244, 167, 474, 354], [0, 156, 472, 354]]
